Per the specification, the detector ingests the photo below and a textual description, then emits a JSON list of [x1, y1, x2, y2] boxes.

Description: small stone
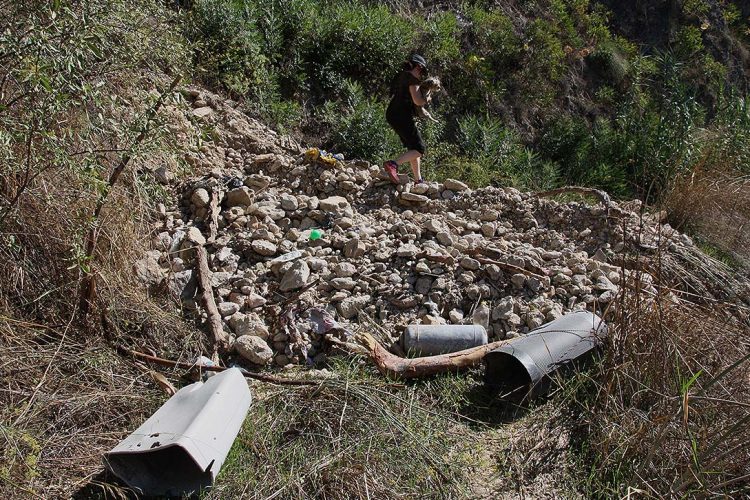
[[344, 238, 366, 258], [400, 192, 429, 203], [281, 194, 299, 211], [228, 313, 270, 339], [319, 196, 350, 212], [460, 257, 480, 270], [492, 296, 514, 321], [334, 262, 357, 278], [338, 294, 371, 319], [251, 239, 277, 256], [192, 106, 213, 118], [331, 277, 356, 290], [526, 312, 545, 329], [480, 210, 498, 222], [472, 302, 490, 329], [218, 302, 240, 317], [511, 273, 527, 288], [245, 293, 266, 308], [226, 187, 254, 207], [411, 183, 430, 195], [245, 174, 271, 190], [191, 188, 210, 207], [133, 256, 164, 286], [397, 243, 420, 258], [415, 261, 431, 274], [436, 231, 453, 246], [425, 219, 446, 233], [187, 227, 206, 245], [279, 260, 310, 292], [415, 277, 432, 294], [449, 309, 464, 324], [444, 178, 469, 191], [421, 314, 446, 325], [235, 335, 273, 365]]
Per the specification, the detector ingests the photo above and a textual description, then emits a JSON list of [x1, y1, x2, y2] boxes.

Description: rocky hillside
[[137, 87, 749, 368]]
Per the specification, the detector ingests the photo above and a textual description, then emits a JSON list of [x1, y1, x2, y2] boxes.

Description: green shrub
[[306, 2, 413, 98], [587, 41, 630, 85], [322, 81, 398, 162], [187, 0, 273, 98]]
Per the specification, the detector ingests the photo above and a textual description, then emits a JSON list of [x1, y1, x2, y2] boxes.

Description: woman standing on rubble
[[383, 54, 429, 185]]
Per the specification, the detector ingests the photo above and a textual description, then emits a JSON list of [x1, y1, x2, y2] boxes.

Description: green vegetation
[[2, 0, 750, 498], [184, 0, 750, 203]]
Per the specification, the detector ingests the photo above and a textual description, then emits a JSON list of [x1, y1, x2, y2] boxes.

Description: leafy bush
[[305, 2, 413, 98], [186, 0, 273, 98], [322, 81, 399, 162]]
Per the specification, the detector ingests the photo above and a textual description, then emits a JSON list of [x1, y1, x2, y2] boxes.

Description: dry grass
[[664, 169, 750, 270], [562, 275, 750, 496]]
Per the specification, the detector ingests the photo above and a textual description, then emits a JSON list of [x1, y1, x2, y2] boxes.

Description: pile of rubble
[[135, 88, 703, 368]]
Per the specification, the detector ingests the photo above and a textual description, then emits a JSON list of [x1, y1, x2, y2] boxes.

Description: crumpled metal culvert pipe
[[104, 367, 252, 496], [484, 310, 607, 399]]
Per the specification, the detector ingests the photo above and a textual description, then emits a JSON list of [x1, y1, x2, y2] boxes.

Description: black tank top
[[388, 71, 421, 118]]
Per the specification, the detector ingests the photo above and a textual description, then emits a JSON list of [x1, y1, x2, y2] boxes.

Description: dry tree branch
[[78, 76, 181, 321], [357, 331, 512, 380]]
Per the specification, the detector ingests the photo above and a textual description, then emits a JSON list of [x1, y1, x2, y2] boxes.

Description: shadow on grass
[[72, 469, 139, 500], [456, 382, 533, 426]]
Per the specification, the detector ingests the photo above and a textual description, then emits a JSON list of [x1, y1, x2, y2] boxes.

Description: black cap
[[410, 54, 428, 70]]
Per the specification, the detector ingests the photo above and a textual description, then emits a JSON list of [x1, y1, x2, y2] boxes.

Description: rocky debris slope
[[136, 88, 747, 368]]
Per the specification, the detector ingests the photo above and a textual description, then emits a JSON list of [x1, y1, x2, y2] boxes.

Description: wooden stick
[[120, 347, 321, 386], [195, 244, 229, 354], [207, 189, 220, 243], [535, 185, 612, 205], [357, 332, 512, 379]]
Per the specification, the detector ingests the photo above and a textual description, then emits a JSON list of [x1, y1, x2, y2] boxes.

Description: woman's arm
[[409, 84, 427, 107]]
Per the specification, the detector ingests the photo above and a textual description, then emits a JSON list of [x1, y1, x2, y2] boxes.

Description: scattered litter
[[401, 324, 488, 357], [271, 250, 304, 263], [193, 355, 216, 381], [484, 310, 607, 399], [104, 368, 252, 497], [304, 147, 344, 167], [309, 229, 323, 241], [148, 370, 177, 396]]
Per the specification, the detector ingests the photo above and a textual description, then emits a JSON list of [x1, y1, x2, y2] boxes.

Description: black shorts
[[386, 109, 425, 155]]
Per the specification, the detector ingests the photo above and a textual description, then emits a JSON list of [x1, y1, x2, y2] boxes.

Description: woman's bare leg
[[395, 149, 423, 181]]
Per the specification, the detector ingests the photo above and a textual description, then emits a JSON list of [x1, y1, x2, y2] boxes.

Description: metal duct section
[[484, 310, 608, 399]]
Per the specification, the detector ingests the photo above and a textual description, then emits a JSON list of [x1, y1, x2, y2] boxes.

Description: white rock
[[251, 239, 277, 256], [338, 295, 371, 319], [400, 192, 429, 203], [444, 178, 469, 191], [279, 260, 310, 291], [229, 313, 270, 339], [245, 293, 266, 308], [218, 302, 240, 317], [226, 187, 254, 207], [319, 196, 350, 212], [186, 227, 206, 246], [191, 188, 210, 207], [334, 262, 357, 278], [235, 335, 273, 365]]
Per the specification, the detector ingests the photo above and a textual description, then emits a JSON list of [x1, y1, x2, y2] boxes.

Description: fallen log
[[195, 244, 229, 355], [357, 331, 512, 379]]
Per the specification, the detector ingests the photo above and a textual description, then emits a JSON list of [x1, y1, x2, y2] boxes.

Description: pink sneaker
[[383, 160, 400, 184]]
